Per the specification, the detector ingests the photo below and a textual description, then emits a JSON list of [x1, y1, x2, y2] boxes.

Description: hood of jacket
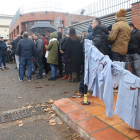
[[115, 17, 126, 23], [50, 32, 58, 39], [88, 24, 92, 33], [93, 25, 109, 35], [57, 32, 62, 40]]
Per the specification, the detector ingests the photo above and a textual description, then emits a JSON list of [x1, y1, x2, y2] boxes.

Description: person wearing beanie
[[108, 9, 131, 62]]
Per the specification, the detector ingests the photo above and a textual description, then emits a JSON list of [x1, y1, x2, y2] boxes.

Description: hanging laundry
[[113, 67, 140, 130], [112, 61, 126, 88]]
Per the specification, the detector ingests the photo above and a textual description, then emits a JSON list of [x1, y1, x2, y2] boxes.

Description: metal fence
[[65, 0, 140, 36], [72, 0, 139, 17]]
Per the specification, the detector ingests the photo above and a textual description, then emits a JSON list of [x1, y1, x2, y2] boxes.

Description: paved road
[[0, 63, 80, 112], [0, 63, 82, 140]]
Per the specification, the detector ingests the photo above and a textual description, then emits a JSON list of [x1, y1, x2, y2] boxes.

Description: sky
[[0, 0, 97, 15]]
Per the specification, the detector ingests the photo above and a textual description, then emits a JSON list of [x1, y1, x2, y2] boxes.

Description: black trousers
[[42, 56, 49, 74], [111, 52, 126, 62], [58, 53, 63, 75]]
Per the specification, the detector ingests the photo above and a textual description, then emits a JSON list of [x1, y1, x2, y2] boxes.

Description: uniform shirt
[[114, 67, 140, 130], [112, 61, 126, 88], [84, 40, 114, 117]]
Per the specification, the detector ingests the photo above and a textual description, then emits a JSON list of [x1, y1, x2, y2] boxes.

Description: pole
[[81, 85, 90, 105], [81, 41, 90, 105]]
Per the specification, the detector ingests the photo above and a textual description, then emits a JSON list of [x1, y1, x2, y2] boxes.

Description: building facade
[[0, 14, 14, 40]]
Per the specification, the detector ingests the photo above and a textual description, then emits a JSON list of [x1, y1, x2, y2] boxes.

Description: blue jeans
[[50, 64, 57, 78], [20, 57, 33, 79], [0, 56, 6, 68], [128, 53, 140, 77], [32, 58, 35, 72], [79, 71, 84, 93], [35, 56, 43, 76]]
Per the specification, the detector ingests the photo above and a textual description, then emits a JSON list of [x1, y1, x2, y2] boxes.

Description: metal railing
[[72, 0, 139, 17]]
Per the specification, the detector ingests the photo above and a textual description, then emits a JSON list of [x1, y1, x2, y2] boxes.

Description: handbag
[[45, 51, 49, 59]]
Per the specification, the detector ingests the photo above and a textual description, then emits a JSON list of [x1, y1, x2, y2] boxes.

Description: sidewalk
[[52, 93, 140, 140]]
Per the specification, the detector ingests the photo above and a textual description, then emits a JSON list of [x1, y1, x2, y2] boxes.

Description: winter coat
[[128, 28, 140, 54], [61, 36, 67, 51], [11, 39, 16, 53], [14, 36, 23, 55], [34, 38, 43, 57], [65, 37, 83, 72], [85, 24, 92, 40], [45, 35, 50, 42], [16, 37, 36, 57], [92, 25, 109, 55], [108, 17, 132, 55], [42, 38, 49, 56], [45, 33, 59, 65], [0, 41, 7, 57]]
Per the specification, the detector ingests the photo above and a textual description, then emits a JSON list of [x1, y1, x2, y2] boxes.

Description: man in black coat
[[14, 31, 25, 70], [91, 18, 109, 55], [17, 32, 36, 81], [0, 36, 9, 71], [127, 23, 140, 77]]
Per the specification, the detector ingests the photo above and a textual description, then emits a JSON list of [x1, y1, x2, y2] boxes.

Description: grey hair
[[33, 32, 39, 37], [23, 31, 28, 37], [93, 18, 101, 25]]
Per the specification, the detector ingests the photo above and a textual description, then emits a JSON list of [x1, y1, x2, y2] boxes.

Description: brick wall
[[131, 2, 140, 29]]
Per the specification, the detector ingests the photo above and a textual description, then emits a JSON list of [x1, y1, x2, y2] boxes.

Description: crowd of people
[[0, 8, 140, 98]]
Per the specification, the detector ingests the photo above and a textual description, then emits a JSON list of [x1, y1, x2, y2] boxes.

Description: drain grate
[[0, 106, 47, 124]]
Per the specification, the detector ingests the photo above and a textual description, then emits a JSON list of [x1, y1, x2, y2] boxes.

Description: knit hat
[[116, 9, 126, 17]]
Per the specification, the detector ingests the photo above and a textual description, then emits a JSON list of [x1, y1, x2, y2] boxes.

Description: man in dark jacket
[[17, 32, 36, 81], [14, 31, 25, 70], [32, 32, 43, 79], [0, 36, 9, 71], [91, 18, 109, 55], [128, 23, 140, 77]]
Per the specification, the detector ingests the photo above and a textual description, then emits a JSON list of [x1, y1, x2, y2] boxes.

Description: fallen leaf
[[44, 118, 46, 120], [49, 110, 54, 114], [51, 114, 55, 118], [19, 123, 23, 127], [44, 108, 50, 112], [64, 91, 69, 93], [44, 85, 49, 86], [42, 105, 46, 107], [35, 82, 39, 83], [17, 120, 23, 124], [17, 97, 22, 99], [59, 122, 63, 125], [49, 123, 56, 126], [22, 106, 26, 109], [49, 120, 55, 123], [52, 84, 55, 86], [66, 94, 68, 96], [47, 99, 54, 104], [35, 87, 43, 88], [26, 105, 34, 109]]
